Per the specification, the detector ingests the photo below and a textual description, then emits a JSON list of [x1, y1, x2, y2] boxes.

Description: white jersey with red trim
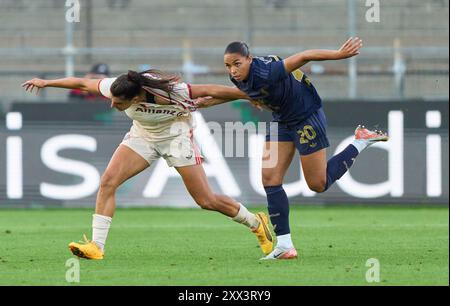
[[98, 77, 196, 141]]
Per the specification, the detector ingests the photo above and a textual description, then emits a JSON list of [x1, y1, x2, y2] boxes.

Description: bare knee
[[99, 173, 121, 194], [307, 179, 327, 193], [262, 172, 283, 187]]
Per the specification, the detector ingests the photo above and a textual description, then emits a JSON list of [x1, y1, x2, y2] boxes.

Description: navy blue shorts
[[266, 108, 330, 155]]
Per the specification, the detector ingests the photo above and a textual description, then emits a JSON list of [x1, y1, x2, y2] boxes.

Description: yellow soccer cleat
[[252, 212, 274, 255], [68, 234, 104, 260]]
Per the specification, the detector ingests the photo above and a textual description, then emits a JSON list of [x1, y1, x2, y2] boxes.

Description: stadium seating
[[0, 0, 448, 103]]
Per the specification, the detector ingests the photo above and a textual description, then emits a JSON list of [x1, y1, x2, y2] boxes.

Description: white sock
[[92, 214, 112, 251], [232, 203, 259, 230], [276, 233, 294, 250], [352, 139, 370, 153]]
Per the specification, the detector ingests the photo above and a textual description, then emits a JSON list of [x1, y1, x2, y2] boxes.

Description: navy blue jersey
[[231, 56, 322, 124]]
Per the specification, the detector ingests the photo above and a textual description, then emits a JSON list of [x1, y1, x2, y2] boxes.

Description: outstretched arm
[[189, 84, 249, 101], [194, 97, 230, 108], [283, 37, 363, 73], [189, 84, 265, 110], [194, 96, 265, 111], [22, 77, 102, 95]]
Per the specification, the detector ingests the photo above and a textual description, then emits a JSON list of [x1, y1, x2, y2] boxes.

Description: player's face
[[111, 96, 133, 111], [224, 53, 252, 82]]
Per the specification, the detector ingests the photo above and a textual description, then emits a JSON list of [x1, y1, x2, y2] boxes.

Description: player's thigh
[[293, 108, 330, 185], [262, 141, 296, 186], [300, 148, 327, 186], [102, 144, 151, 187], [176, 164, 214, 201]]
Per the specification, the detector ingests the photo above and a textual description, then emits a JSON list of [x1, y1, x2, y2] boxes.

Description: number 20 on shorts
[[297, 125, 317, 144]]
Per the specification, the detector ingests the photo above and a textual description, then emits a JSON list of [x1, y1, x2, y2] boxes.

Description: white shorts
[[120, 131, 203, 168]]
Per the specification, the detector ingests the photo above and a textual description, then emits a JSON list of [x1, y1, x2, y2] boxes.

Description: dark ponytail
[[111, 69, 180, 100], [224, 41, 250, 57]]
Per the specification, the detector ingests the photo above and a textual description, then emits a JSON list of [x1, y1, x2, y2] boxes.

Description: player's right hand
[[193, 96, 213, 108], [21, 78, 47, 95]]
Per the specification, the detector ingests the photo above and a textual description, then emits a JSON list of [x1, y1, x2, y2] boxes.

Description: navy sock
[[325, 144, 359, 191], [264, 185, 290, 236]]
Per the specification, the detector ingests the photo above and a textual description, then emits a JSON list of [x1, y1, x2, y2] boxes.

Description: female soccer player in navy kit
[[198, 37, 389, 259]]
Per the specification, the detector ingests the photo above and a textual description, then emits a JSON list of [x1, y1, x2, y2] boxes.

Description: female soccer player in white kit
[[22, 69, 273, 260]]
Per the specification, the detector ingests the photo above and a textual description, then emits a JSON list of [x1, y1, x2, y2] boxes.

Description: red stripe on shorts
[[190, 129, 202, 165]]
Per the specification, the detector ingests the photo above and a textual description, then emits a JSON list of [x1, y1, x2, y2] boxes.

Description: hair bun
[[127, 70, 142, 86]]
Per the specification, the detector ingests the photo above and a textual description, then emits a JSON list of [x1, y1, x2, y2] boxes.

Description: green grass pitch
[[0, 206, 448, 285]]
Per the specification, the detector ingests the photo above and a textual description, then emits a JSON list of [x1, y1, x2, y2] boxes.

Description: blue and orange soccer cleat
[[68, 234, 104, 260], [355, 125, 389, 143]]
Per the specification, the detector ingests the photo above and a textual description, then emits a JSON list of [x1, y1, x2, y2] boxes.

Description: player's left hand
[[21, 78, 47, 95], [337, 37, 363, 59]]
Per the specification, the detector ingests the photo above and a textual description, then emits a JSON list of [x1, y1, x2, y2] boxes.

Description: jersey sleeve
[[253, 58, 289, 84], [268, 60, 289, 83], [172, 82, 192, 100], [145, 82, 197, 111], [98, 77, 117, 99]]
